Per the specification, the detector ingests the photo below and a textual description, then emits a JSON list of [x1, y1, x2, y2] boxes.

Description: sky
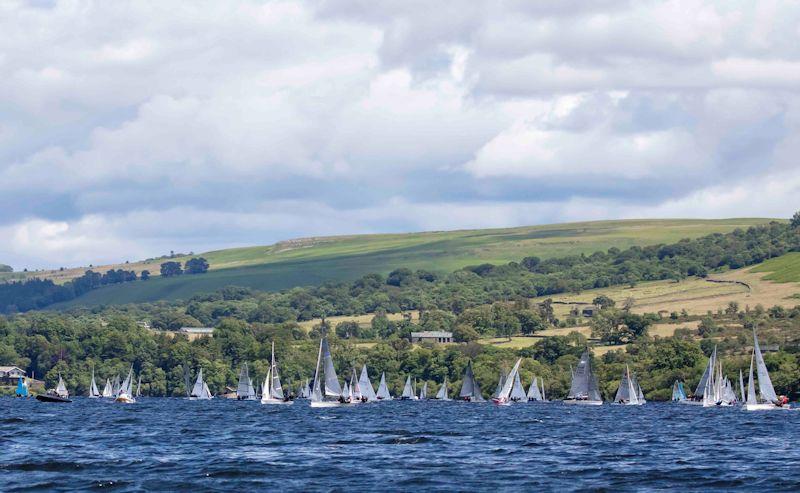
[[1, 0, 799, 269]]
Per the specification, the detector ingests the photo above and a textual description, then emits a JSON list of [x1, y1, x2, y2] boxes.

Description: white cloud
[[1, 0, 799, 269]]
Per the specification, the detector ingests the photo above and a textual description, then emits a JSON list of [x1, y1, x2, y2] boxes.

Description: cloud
[[0, 0, 799, 269]]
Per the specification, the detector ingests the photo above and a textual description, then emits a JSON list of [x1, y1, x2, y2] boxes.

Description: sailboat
[[37, 374, 72, 403], [492, 371, 506, 400], [685, 347, 716, 405], [236, 363, 256, 400], [700, 348, 736, 407], [671, 381, 687, 402], [613, 365, 644, 405], [135, 374, 142, 398], [88, 368, 101, 398], [510, 368, 527, 402], [296, 379, 311, 399], [15, 376, 29, 398], [115, 366, 136, 403], [111, 374, 121, 399], [189, 368, 213, 400], [745, 329, 790, 411], [310, 338, 346, 407], [458, 361, 485, 402], [564, 350, 602, 405], [358, 365, 377, 402], [400, 375, 417, 400], [527, 377, 544, 402], [493, 359, 523, 405], [262, 342, 293, 405], [419, 381, 429, 400], [376, 372, 392, 400], [349, 370, 364, 403], [102, 378, 113, 398], [434, 376, 451, 401]]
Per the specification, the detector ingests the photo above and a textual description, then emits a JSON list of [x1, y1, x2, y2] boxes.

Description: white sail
[[527, 377, 543, 401], [112, 374, 121, 398], [135, 374, 142, 398], [358, 365, 377, 401], [419, 381, 428, 400], [510, 369, 527, 401], [435, 376, 450, 400], [495, 359, 521, 403], [55, 374, 69, 398], [119, 366, 134, 397], [376, 372, 391, 400], [89, 369, 101, 398], [269, 342, 285, 400], [746, 352, 758, 405], [310, 339, 324, 403], [102, 378, 113, 398], [541, 379, 546, 401], [753, 329, 778, 403], [401, 375, 415, 399], [565, 351, 602, 403], [237, 363, 255, 400], [738, 369, 746, 404], [191, 368, 213, 399]]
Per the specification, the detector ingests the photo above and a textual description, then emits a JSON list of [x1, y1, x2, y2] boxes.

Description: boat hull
[[563, 399, 603, 406], [114, 395, 136, 403], [36, 395, 72, 403], [261, 399, 294, 405], [745, 403, 791, 411], [310, 400, 343, 408]]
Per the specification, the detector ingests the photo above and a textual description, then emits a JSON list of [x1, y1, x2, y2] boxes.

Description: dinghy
[[492, 371, 506, 400], [434, 376, 451, 401], [510, 368, 527, 402], [419, 381, 428, 400], [102, 378, 113, 398], [310, 338, 346, 407], [671, 381, 687, 402], [15, 376, 29, 398], [613, 365, 644, 405], [701, 348, 736, 407], [376, 372, 392, 400], [262, 342, 293, 405], [527, 377, 544, 402], [745, 329, 790, 411], [563, 350, 602, 405], [358, 365, 377, 402], [683, 347, 716, 405], [400, 375, 417, 400], [189, 368, 213, 400], [458, 361, 485, 402], [349, 370, 364, 403], [37, 374, 72, 403], [236, 363, 256, 400], [88, 368, 101, 398], [493, 359, 522, 405], [115, 366, 136, 403]]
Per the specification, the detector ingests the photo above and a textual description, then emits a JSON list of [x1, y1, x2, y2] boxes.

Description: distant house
[[580, 305, 600, 318], [0, 366, 26, 385], [136, 320, 151, 330], [179, 327, 215, 337], [410, 331, 453, 344]]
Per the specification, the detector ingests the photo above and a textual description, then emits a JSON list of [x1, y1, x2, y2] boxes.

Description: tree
[[792, 211, 800, 228], [592, 295, 616, 310], [140, 270, 150, 281], [184, 257, 209, 275], [160, 261, 183, 277], [335, 321, 361, 339]]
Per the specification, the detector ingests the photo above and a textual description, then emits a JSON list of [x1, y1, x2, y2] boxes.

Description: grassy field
[[751, 253, 800, 282], [41, 218, 775, 308]]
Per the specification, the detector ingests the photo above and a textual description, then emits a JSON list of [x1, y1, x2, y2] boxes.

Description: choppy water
[[1, 398, 799, 492]]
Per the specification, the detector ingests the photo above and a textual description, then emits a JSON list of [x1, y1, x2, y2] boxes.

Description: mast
[[310, 339, 324, 402]]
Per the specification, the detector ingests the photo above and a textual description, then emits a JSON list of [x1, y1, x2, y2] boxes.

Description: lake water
[[1, 398, 798, 491]]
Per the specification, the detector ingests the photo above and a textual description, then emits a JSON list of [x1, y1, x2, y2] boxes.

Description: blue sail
[[15, 376, 28, 397]]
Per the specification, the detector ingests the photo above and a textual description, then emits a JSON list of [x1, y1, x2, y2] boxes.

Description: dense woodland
[[1, 217, 800, 400]]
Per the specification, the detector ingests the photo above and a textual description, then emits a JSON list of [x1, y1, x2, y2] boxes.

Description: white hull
[[745, 403, 791, 411], [188, 396, 213, 400], [310, 400, 343, 408], [563, 399, 603, 406], [677, 399, 702, 406], [114, 394, 136, 404], [612, 401, 645, 406], [261, 398, 294, 405]]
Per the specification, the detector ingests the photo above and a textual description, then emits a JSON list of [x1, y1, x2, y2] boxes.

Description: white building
[[410, 331, 453, 344]]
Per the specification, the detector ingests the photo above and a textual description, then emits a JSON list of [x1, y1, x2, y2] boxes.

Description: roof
[[179, 327, 215, 333], [411, 331, 452, 338], [0, 366, 25, 374]]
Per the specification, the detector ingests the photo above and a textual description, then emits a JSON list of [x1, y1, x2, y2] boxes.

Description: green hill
[[751, 252, 800, 282], [51, 218, 776, 308]]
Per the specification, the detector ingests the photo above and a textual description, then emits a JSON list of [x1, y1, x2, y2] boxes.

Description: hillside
[[40, 217, 776, 308]]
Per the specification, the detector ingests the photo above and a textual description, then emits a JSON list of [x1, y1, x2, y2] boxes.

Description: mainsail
[[527, 376, 543, 401], [567, 351, 602, 402], [119, 366, 134, 397], [459, 361, 484, 401], [753, 329, 778, 403], [191, 368, 212, 399], [435, 376, 450, 400], [321, 338, 342, 397], [419, 381, 428, 400], [358, 365, 377, 401], [494, 359, 522, 403], [55, 374, 69, 398], [401, 376, 414, 399], [510, 369, 527, 401], [102, 378, 113, 398], [738, 369, 746, 403], [89, 369, 101, 398], [695, 346, 716, 398], [493, 371, 506, 399], [112, 374, 121, 398], [671, 381, 687, 401], [237, 363, 255, 400], [376, 372, 391, 400]]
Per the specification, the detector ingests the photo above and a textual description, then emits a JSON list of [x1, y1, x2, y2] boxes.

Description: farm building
[[571, 304, 600, 318], [410, 331, 453, 344], [179, 327, 215, 337]]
